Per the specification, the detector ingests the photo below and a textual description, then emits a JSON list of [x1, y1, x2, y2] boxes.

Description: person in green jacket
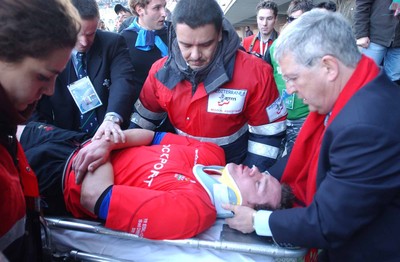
[[269, 0, 313, 156]]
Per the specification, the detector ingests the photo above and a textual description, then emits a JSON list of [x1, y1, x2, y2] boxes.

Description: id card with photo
[[67, 76, 102, 114]]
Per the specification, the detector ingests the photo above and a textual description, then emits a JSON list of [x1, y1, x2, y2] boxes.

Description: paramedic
[[129, 0, 287, 171], [0, 0, 80, 261]]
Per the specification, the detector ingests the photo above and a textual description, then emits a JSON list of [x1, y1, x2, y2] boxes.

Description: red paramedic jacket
[[134, 50, 287, 170], [139, 51, 284, 139], [0, 143, 39, 253]]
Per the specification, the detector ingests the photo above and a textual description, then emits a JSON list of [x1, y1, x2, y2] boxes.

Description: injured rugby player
[[18, 122, 294, 240]]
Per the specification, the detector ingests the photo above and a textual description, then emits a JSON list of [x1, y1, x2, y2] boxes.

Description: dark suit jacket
[[31, 30, 136, 130], [270, 72, 400, 261]]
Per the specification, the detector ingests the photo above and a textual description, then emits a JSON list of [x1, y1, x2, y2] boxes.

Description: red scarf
[[281, 55, 379, 206]]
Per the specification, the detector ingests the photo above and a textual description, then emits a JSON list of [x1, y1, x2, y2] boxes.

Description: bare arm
[[80, 160, 114, 214], [73, 128, 155, 184]]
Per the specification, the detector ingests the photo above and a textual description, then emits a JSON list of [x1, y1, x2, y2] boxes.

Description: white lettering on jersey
[[194, 149, 199, 165], [131, 217, 148, 237], [144, 144, 171, 187], [207, 88, 247, 114]]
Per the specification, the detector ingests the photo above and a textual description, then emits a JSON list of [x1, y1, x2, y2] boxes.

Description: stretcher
[[43, 216, 307, 261]]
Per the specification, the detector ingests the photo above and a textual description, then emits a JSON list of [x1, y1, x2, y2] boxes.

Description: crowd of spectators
[[96, 0, 128, 9]]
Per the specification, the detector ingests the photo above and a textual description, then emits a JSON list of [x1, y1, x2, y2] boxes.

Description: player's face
[[226, 163, 282, 210]]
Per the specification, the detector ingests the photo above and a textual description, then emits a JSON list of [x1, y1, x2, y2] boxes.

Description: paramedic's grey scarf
[[156, 18, 241, 93]]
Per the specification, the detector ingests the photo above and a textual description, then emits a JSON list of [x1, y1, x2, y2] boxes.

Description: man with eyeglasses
[[269, 0, 313, 157], [224, 9, 400, 261], [242, 0, 279, 64]]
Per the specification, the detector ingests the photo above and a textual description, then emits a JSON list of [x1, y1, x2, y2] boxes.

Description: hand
[[223, 203, 256, 234], [356, 37, 370, 49], [72, 138, 113, 184], [92, 120, 126, 143]]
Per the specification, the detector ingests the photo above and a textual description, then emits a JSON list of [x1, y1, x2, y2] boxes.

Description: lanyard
[[259, 39, 269, 57]]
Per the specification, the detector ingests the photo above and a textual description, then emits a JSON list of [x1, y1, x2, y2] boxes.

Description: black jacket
[[121, 24, 169, 100], [353, 0, 400, 47], [31, 30, 136, 130]]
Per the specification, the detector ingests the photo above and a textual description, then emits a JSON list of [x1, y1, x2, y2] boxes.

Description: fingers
[[109, 126, 124, 143], [74, 152, 104, 179], [74, 156, 90, 184], [118, 128, 126, 143], [72, 147, 94, 184], [223, 205, 256, 234], [92, 126, 105, 141], [72, 151, 84, 174], [222, 203, 235, 212], [74, 159, 100, 184], [75, 170, 85, 185], [93, 121, 125, 143], [104, 128, 112, 142], [92, 121, 112, 141], [87, 159, 103, 173], [74, 159, 90, 184], [356, 37, 370, 49]]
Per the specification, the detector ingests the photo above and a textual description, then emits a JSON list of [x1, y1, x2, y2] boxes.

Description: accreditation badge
[[282, 89, 295, 110], [207, 88, 247, 114], [67, 76, 103, 114]]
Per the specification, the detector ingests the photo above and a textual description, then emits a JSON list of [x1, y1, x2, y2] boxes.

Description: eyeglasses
[[281, 57, 322, 85], [282, 75, 298, 85], [287, 16, 297, 23]]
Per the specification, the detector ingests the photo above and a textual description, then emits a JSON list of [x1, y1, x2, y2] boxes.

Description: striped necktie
[[76, 52, 99, 135]]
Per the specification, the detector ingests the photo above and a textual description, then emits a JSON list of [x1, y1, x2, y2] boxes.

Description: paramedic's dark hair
[[71, 0, 100, 20], [172, 0, 223, 32], [255, 184, 295, 210], [256, 1, 278, 17]]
